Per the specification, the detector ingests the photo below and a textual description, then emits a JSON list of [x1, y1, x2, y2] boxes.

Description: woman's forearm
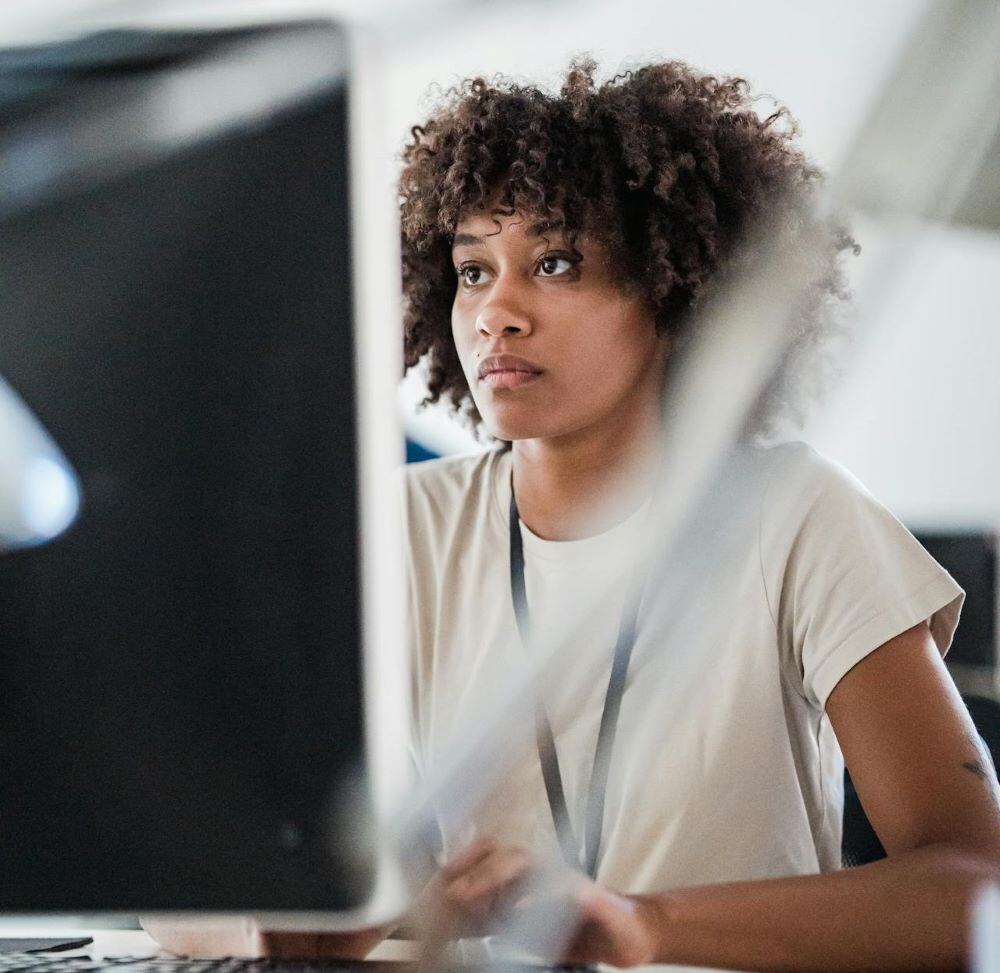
[[632, 843, 1000, 972]]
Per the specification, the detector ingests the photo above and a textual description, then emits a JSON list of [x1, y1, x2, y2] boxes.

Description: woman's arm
[[632, 842, 997, 972], [631, 621, 1000, 972], [432, 622, 1000, 971]]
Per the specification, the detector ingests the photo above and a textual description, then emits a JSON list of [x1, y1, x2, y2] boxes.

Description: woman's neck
[[511, 406, 664, 542]]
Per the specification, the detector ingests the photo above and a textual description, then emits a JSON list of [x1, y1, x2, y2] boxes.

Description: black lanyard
[[508, 485, 642, 879]]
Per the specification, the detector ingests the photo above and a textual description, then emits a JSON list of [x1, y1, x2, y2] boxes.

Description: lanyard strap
[[508, 487, 641, 879]]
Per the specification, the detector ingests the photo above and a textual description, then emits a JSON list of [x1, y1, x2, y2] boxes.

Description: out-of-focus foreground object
[[0, 16, 409, 930], [829, 0, 1000, 228], [0, 377, 81, 551], [975, 884, 1000, 973]]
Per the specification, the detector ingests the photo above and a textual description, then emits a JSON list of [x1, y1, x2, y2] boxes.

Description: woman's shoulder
[[749, 444, 963, 708], [748, 439, 877, 526], [402, 447, 502, 498], [399, 447, 508, 534], [754, 439, 858, 488]]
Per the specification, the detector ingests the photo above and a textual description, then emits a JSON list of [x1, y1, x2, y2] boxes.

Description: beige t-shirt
[[401, 442, 964, 892]]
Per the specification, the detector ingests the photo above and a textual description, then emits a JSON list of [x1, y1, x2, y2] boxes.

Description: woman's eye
[[457, 264, 490, 287], [536, 255, 575, 278]]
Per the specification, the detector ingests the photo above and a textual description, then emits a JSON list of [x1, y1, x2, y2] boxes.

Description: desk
[[0, 927, 417, 962], [0, 928, 160, 960], [0, 925, 725, 972]]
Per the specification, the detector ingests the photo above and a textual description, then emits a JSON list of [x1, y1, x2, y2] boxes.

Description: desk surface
[[0, 926, 726, 973], [0, 928, 417, 962]]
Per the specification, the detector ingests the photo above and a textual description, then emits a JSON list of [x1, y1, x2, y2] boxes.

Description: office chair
[[842, 694, 1000, 868]]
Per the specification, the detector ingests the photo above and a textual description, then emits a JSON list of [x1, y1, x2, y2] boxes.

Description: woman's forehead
[[452, 209, 589, 250], [455, 208, 556, 235]]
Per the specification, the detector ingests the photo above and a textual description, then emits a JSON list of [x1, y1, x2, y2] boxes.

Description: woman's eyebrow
[[527, 219, 564, 237], [452, 222, 568, 250]]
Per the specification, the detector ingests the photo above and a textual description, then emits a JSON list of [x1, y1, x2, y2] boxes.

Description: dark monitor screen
[[0, 22, 378, 913]]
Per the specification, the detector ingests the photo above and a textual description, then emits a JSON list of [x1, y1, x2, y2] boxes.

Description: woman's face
[[450, 208, 670, 444]]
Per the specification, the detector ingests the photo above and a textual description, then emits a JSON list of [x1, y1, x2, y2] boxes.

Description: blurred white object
[[0, 377, 81, 550], [974, 883, 1000, 973]]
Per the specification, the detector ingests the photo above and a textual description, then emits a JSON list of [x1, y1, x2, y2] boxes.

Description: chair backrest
[[842, 693, 1000, 868]]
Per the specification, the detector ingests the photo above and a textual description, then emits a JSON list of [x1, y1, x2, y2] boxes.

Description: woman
[[149, 59, 1000, 970], [397, 58, 1000, 971]]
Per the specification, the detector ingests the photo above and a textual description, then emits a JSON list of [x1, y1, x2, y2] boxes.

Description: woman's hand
[[419, 837, 658, 968], [141, 917, 391, 960]]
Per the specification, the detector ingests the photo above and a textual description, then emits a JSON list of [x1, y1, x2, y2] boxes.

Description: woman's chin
[[482, 416, 552, 443], [477, 398, 572, 444]]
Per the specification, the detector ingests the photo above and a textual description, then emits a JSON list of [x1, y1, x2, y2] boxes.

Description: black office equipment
[[0, 943, 93, 956], [0, 956, 585, 973], [0, 20, 406, 920], [0, 960, 398, 973], [914, 531, 997, 668]]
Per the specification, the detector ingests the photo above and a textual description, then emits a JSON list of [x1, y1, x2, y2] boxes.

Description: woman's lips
[[477, 354, 543, 389], [480, 369, 543, 390]]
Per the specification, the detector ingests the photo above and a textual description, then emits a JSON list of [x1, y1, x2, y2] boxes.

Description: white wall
[[806, 221, 1000, 530]]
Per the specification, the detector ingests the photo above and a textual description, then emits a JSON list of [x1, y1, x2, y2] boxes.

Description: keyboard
[[0, 956, 586, 973], [0, 959, 407, 973]]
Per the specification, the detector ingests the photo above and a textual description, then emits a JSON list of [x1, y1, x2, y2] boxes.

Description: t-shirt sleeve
[[765, 445, 965, 709]]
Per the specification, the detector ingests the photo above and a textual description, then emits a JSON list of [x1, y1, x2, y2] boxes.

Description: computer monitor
[[0, 18, 409, 928]]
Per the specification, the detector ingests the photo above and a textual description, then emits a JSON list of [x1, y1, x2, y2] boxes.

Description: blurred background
[[3, 0, 997, 698]]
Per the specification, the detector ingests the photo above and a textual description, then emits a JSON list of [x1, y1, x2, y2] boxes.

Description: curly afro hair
[[399, 57, 857, 438]]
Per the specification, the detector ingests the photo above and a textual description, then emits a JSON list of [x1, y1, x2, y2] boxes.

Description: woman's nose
[[475, 288, 533, 338]]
